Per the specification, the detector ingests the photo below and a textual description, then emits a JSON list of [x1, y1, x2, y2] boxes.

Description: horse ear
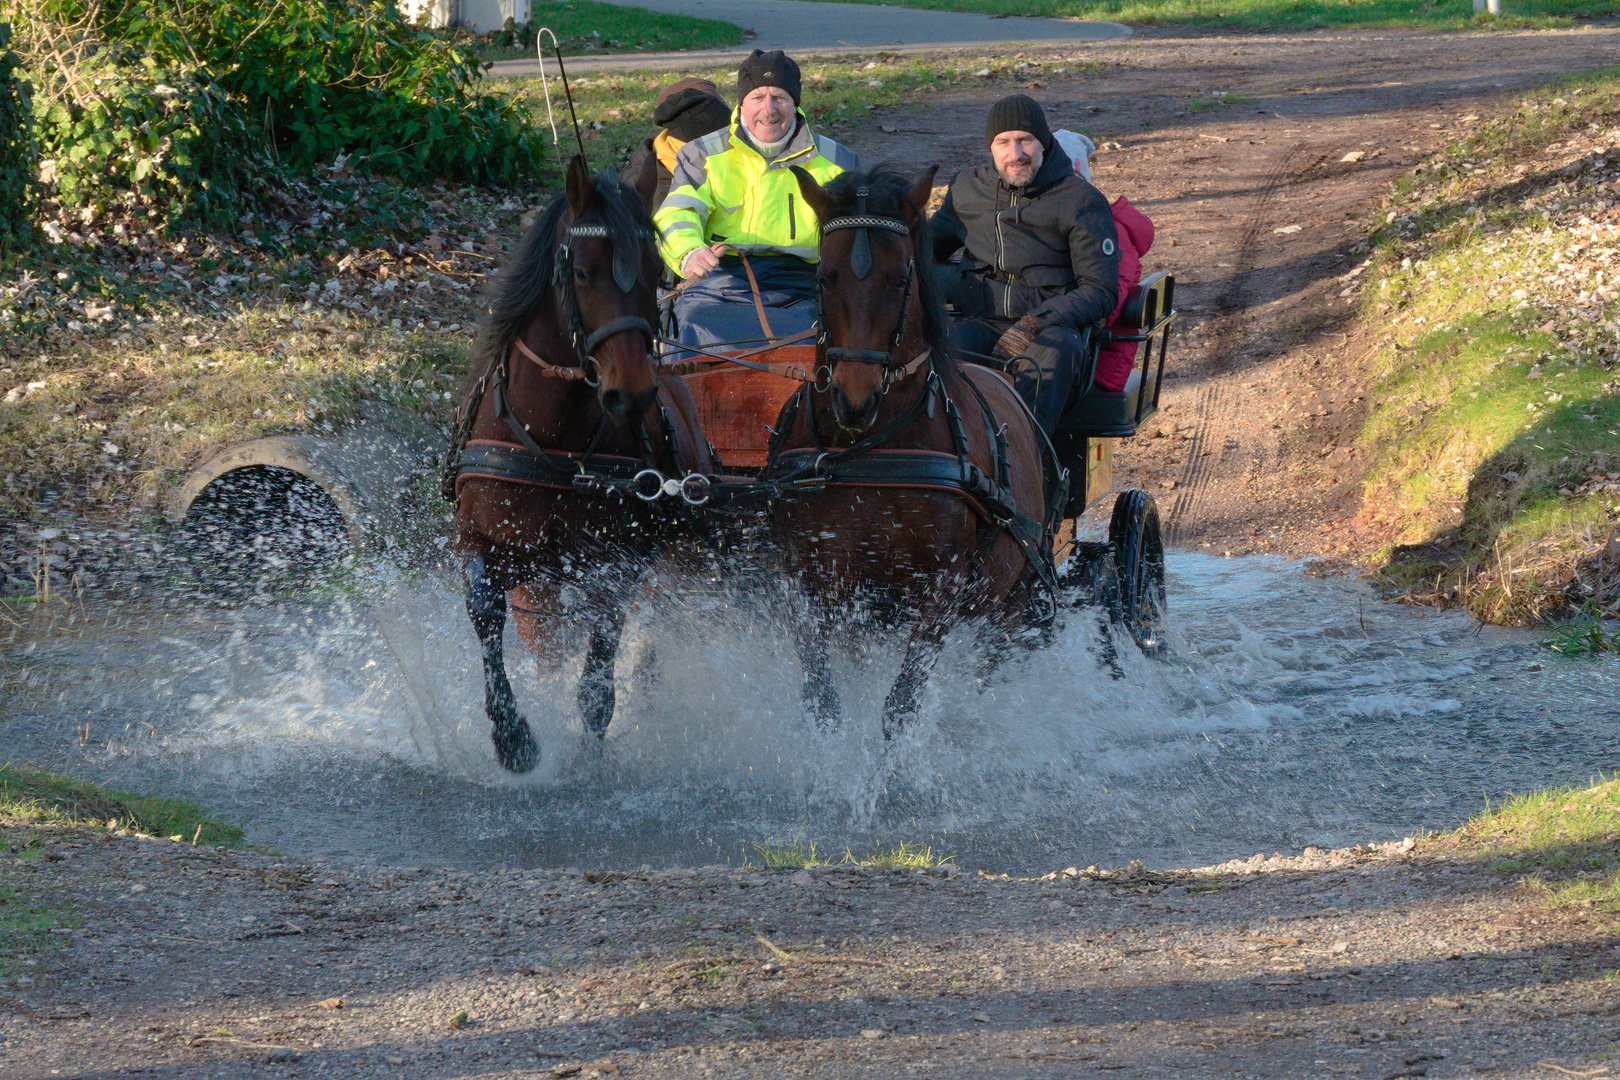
[[791, 166, 837, 224], [901, 165, 940, 230], [627, 148, 659, 215], [565, 155, 596, 219]]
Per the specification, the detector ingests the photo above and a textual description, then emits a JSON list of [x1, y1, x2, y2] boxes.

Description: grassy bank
[[1443, 775, 1620, 913], [0, 176, 530, 524], [0, 763, 245, 846], [1353, 70, 1620, 625], [0, 764, 244, 971], [764, 0, 1618, 31]]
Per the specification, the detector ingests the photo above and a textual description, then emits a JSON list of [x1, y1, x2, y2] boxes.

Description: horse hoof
[[492, 719, 540, 774]]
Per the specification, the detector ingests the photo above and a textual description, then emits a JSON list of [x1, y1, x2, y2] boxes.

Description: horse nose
[[830, 385, 879, 431], [600, 385, 656, 422]]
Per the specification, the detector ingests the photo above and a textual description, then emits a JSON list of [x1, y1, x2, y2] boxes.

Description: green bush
[[0, 22, 33, 253], [16, 0, 545, 222]]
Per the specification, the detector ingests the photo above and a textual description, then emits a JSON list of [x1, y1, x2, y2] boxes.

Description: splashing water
[[3, 552, 1616, 873]]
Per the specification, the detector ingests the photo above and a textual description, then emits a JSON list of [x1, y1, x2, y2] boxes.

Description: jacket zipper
[[788, 193, 796, 240], [995, 189, 1020, 313]]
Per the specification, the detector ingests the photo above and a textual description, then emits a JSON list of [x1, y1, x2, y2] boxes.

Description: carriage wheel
[[1108, 489, 1167, 655]]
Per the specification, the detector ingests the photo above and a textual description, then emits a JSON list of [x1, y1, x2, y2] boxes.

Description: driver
[[654, 50, 859, 352], [931, 95, 1121, 434]]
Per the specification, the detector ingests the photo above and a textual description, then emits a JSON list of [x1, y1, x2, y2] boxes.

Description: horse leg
[[465, 555, 539, 773], [883, 618, 950, 740], [784, 590, 842, 731], [576, 598, 629, 740]]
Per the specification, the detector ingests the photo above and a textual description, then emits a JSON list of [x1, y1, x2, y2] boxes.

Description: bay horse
[[450, 155, 715, 773], [769, 165, 1063, 737]]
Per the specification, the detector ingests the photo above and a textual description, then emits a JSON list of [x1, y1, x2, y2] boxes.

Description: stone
[[860, 1029, 886, 1040], [790, 870, 816, 888], [265, 1047, 300, 1063]]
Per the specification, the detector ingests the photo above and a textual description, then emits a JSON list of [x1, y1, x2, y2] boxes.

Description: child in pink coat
[[1094, 196, 1155, 393]]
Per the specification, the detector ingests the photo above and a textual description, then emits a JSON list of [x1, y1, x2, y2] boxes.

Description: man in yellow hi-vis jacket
[[655, 49, 859, 352]]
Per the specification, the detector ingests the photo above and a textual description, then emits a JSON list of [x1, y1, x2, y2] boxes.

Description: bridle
[[815, 187, 924, 389], [519, 220, 658, 386]]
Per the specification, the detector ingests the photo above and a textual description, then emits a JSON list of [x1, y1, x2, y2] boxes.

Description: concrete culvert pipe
[[166, 402, 447, 583]]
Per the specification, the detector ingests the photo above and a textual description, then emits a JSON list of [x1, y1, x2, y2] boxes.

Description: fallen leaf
[[1342, 151, 1366, 163], [1274, 225, 1303, 234]]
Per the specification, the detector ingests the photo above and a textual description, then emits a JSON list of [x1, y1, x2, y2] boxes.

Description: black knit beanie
[[736, 49, 801, 107], [984, 94, 1052, 150], [654, 83, 733, 142]]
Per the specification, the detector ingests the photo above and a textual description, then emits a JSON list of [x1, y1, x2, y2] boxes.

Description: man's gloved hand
[[992, 314, 1043, 359]]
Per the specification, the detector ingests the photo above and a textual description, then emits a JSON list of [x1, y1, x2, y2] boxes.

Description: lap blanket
[[670, 255, 818, 358]]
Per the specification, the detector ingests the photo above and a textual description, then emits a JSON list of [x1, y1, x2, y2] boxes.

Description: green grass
[[431, 1, 743, 60], [1446, 775, 1620, 911], [0, 763, 246, 846], [0, 882, 74, 975], [1544, 600, 1620, 654], [1353, 69, 1620, 624], [747, 0, 1620, 31], [753, 831, 953, 870]]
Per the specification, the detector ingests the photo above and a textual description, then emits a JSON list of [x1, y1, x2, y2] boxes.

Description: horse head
[[556, 154, 663, 422], [792, 164, 940, 433]]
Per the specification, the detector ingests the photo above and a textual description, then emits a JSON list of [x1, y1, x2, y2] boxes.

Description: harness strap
[[512, 337, 592, 381], [457, 440, 647, 492], [737, 253, 777, 342]]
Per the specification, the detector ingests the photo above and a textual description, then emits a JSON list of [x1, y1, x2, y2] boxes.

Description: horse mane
[[821, 165, 950, 360], [469, 172, 657, 379]]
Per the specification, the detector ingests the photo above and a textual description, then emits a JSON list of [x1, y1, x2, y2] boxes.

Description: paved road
[[487, 0, 1128, 76]]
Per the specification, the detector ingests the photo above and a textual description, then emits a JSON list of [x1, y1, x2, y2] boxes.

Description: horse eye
[[574, 267, 589, 284]]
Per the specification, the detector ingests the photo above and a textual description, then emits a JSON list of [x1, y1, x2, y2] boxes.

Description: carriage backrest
[[1116, 270, 1174, 331]]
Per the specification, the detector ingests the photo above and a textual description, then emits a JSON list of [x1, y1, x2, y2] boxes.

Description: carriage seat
[[1055, 271, 1174, 439]]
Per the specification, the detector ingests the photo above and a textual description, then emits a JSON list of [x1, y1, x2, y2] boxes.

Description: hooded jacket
[[620, 79, 733, 208], [1095, 195, 1155, 393], [653, 112, 858, 277], [931, 144, 1120, 332]]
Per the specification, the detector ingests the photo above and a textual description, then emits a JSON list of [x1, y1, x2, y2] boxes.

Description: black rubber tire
[[1108, 489, 1167, 654]]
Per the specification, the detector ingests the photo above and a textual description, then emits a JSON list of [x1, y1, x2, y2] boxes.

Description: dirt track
[[4, 826, 1618, 1079], [844, 26, 1620, 555], [8, 28, 1620, 1080]]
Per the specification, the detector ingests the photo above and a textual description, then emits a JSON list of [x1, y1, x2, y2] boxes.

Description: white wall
[[397, 0, 526, 33]]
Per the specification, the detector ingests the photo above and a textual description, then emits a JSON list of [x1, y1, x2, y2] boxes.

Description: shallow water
[[3, 551, 1616, 873]]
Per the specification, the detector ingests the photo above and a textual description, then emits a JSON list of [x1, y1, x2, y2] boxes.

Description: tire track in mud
[[1164, 146, 1321, 546]]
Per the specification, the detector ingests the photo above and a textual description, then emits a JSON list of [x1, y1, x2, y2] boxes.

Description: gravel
[[1, 825, 1615, 1078]]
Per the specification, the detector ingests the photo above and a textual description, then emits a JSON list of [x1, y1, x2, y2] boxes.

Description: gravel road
[[2, 825, 1615, 1079]]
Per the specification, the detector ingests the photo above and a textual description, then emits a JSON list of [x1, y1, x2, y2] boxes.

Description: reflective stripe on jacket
[[654, 112, 859, 276]]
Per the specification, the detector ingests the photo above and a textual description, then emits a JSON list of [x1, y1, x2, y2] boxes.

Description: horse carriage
[[449, 157, 1176, 772]]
